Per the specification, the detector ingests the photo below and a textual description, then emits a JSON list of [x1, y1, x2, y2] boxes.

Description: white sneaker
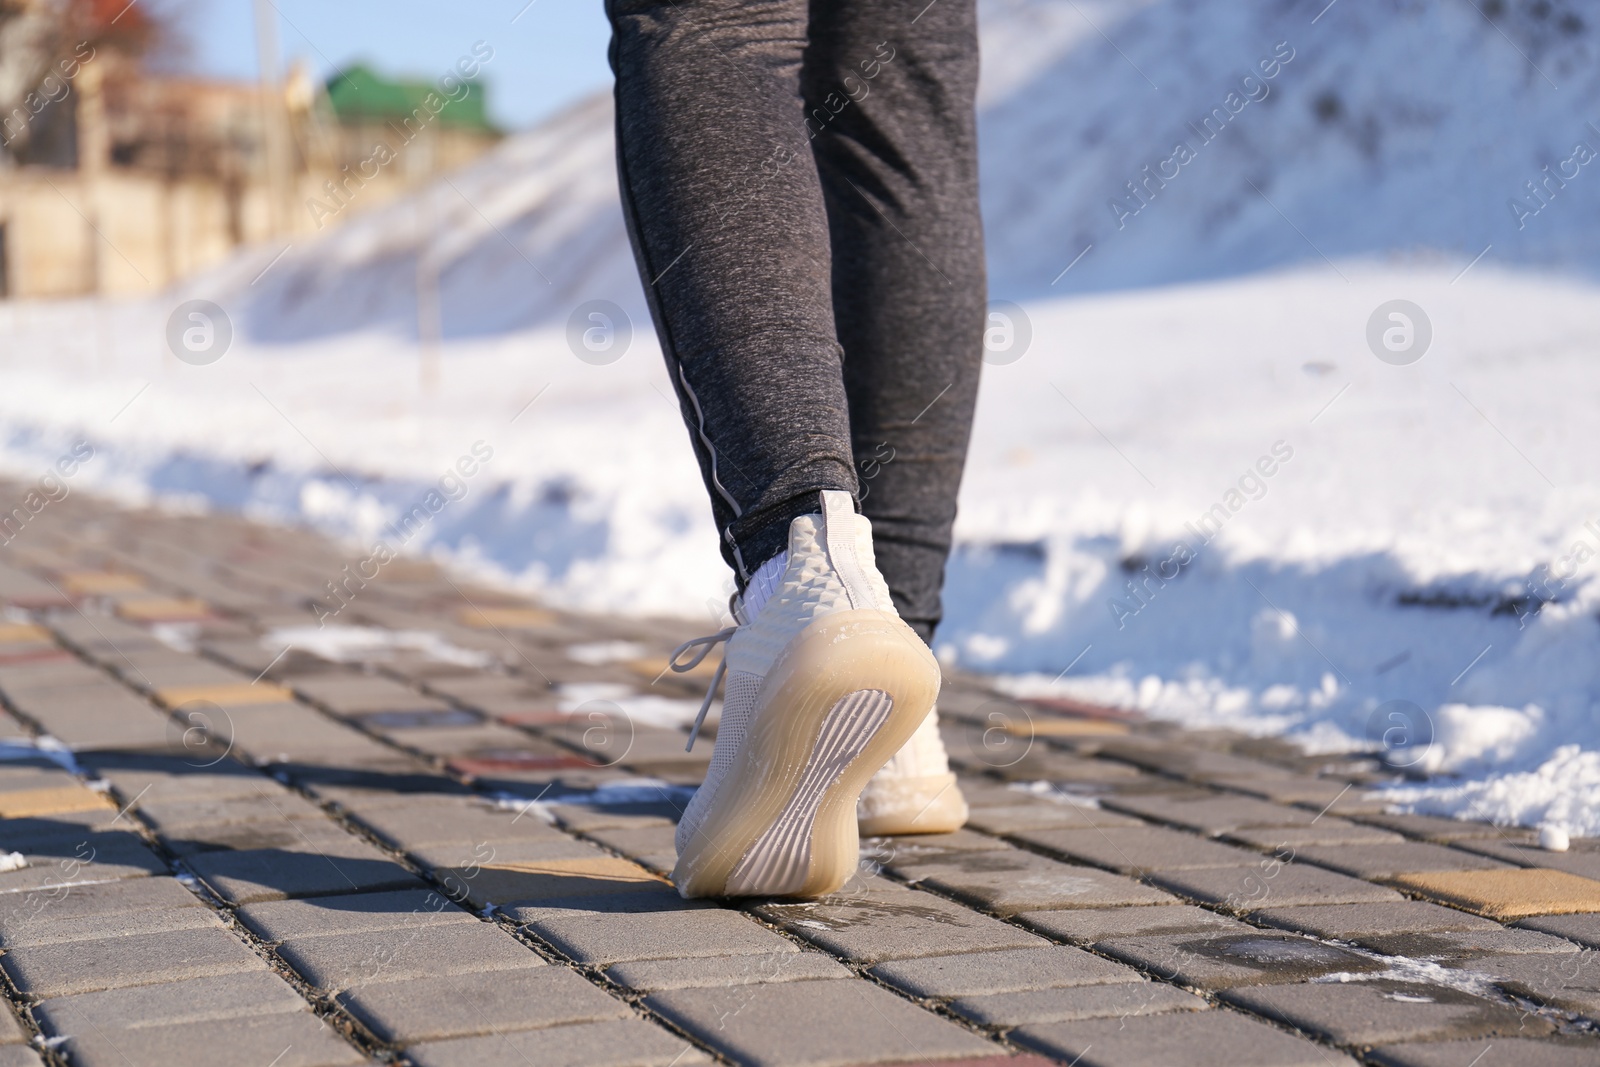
[[857, 706, 968, 836], [669, 490, 939, 898]]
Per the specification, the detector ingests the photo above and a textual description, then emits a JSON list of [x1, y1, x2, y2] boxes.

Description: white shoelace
[[669, 625, 736, 752]]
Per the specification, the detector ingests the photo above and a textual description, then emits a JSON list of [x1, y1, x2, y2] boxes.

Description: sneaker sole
[[672, 610, 939, 898]]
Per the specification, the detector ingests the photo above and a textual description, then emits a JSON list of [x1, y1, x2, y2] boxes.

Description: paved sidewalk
[[0, 484, 1595, 1067]]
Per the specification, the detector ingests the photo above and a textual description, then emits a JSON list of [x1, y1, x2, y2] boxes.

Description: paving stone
[[950, 982, 1209, 1027], [605, 952, 851, 992], [963, 803, 1146, 835], [987, 749, 1147, 785], [581, 825, 678, 868], [432, 850, 669, 910], [1222, 821, 1408, 849], [0, 784, 115, 819], [76, 754, 284, 802], [22, 712, 185, 752], [1, 925, 268, 997], [1236, 776, 1389, 811], [1447, 950, 1600, 1015], [1220, 978, 1552, 1045], [0, 765, 78, 792], [186, 841, 423, 904], [1, 901, 227, 947], [288, 764, 471, 807], [1100, 793, 1322, 834], [1093, 930, 1382, 989], [1515, 912, 1600, 949], [544, 801, 681, 834], [349, 795, 571, 848], [1351, 812, 1509, 842], [0, 1047, 42, 1067], [754, 888, 1049, 963], [1148, 863, 1404, 910], [34, 970, 306, 1032], [1011, 826, 1260, 875], [338, 965, 629, 1043], [408, 1018, 707, 1067], [891, 849, 1175, 915], [648, 978, 998, 1066], [408, 833, 608, 867], [867, 828, 1015, 861], [289, 673, 448, 714], [1250, 900, 1501, 940], [1366, 1036, 1600, 1067], [869, 945, 1141, 997], [1294, 842, 1512, 879], [1014, 1008, 1359, 1067], [1388, 868, 1600, 919], [0, 1009, 22, 1044], [384, 723, 541, 757], [1357, 926, 1581, 959], [238, 888, 477, 941], [1453, 838, 1600, 880], [276, 918, 545, 990], [0, 832, 167, 893], [133, 791, 328, 831], [53, 1010, 366, 1067], [511, 893, 797, 965], [0, 876, 200, 939], [1014, 903, 1253, 945], [159, 816, 371, 857]]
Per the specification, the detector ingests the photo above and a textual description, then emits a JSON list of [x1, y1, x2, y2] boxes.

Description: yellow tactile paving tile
[[1387, 867, 1600, 919], [115, 597, 214, 622], [0, 785, 116, 818], [1011, 718, 1132, 738], [155, 683, 296, 708], [458, 606, 556, 629], [0, 623, 53, 644], [61, 572, 148, 595]]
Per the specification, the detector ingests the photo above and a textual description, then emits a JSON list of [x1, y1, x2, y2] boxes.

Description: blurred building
[[0, 3, 500, 299]]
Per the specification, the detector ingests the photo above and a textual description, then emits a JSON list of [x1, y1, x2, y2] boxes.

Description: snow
[[262, 625, 494, 668], [2, 0, 1598, 834]]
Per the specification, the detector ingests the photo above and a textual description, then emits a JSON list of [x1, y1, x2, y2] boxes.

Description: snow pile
[[263, 626, 493, 668], [980, 0, 1600, 297], [177, 0, 1600, 341]]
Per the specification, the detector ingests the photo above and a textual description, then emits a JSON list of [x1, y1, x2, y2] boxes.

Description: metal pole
[[251, 0, 290, 238]]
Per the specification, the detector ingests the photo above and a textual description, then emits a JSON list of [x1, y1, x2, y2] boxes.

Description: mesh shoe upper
[[675, 492, 896, 855]]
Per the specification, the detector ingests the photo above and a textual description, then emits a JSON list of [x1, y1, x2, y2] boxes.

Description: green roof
[[324, 64, 495, 132]]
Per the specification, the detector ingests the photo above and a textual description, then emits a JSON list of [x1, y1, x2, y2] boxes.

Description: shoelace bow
[[669, 625, 737, 752]]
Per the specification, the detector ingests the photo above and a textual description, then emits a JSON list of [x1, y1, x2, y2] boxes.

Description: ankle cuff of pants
[[729, 486, 854, 587]]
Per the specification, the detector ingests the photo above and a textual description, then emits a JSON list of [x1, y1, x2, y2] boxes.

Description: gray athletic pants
[[605, 0, 985, 641]]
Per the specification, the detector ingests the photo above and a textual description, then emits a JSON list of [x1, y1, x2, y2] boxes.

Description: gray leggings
[[605, 0, 985, 641]]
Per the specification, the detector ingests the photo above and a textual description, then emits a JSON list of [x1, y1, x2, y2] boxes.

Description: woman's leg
[[609, 0, 950, 898], [804, 0, 987, 644], [803, 0, 985, 838], [607, 0, 856, 584]]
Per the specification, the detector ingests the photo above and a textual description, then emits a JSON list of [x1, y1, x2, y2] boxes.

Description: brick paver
[[647, 978, 999, 1066], [1014, 1010, 1361, 1067], [0, 485, 1595, 1066], [1219, 979, 1554, 1044]]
